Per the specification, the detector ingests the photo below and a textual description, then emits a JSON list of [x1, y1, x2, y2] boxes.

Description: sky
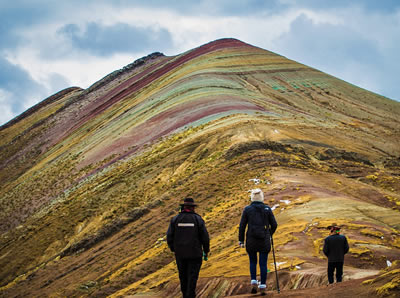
[[1, 0, 400, 125]]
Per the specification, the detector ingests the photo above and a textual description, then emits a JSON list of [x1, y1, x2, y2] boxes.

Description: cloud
[[271, 13, 399, 100], [275, 14, 381, 65], [47, 72, 70, 92], [57, 22, 173, 57], [277, 0, 400, 13], [126, 0, 400, 15], [0, 2, 56, 50], [0, 56, 71, 126], [0, 89, 15, 125], [75, 0, 286, 16], [188, 0, 286, 16], [0, 57, 45, 113]]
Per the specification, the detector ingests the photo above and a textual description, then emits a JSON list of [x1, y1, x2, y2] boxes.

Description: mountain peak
[[1, 39, 399, 297]]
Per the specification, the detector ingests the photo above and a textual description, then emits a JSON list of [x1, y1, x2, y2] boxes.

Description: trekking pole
[[271, 235, 280, 293]]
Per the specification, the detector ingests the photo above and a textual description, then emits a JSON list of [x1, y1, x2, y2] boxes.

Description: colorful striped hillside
[[1, 38, 400, 297]]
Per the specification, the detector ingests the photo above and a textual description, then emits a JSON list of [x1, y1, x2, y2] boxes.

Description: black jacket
[[167, 211, 210, 259], [323, 234, 349, 262], [239, 201, 278, 253]]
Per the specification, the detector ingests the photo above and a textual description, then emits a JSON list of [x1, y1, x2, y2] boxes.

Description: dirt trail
[[128, 277, 379, 298], [129, 265, 382, 298], [228, 273, 384, 297]]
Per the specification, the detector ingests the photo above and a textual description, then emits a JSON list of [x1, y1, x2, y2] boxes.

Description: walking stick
[[271, 235, 280, 293]]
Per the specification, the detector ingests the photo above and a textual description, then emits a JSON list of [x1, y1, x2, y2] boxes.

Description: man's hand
[[238, 241, 244, 248]]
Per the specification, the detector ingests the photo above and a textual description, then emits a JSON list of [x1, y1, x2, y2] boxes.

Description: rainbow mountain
[[1, 38, 400, 297]]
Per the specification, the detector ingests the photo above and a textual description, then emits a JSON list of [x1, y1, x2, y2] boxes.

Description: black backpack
[[248, 207, 268, 239]]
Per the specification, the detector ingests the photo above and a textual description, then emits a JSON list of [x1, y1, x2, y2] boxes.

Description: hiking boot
[[259, 284, 266, 296], [251, 280, 258, 294]]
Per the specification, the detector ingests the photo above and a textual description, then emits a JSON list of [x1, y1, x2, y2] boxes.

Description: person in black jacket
[[323, 223, 349, 284], [239, 188, 277, 295], [167, 197, 210, 298]]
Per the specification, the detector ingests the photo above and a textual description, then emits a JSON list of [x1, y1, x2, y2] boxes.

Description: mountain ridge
[[1, 38, 399, 297]]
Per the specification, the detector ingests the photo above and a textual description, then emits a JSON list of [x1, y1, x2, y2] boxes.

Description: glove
[[203, 252, 208, 261], [239, 241, 244, 248]]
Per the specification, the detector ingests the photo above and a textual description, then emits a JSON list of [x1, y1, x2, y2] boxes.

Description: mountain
[[1, 38, 399, 297]]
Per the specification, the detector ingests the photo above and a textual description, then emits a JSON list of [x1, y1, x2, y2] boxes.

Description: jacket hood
[[251, 201, 265, 210]]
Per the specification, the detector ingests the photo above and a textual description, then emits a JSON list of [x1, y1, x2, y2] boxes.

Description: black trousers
[[176, 257, 202, 298], [328, 261, 344, 284]]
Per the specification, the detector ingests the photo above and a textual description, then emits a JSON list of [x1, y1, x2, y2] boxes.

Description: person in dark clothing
[[323, 223, 349, 284], [167, 198, 210, 298], [239, 189, 278, 295]]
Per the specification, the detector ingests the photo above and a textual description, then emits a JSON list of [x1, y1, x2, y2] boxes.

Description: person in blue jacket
[[239, 188, 277, 295], [323, 223, 349, 284], [167, 197, 210, 298]]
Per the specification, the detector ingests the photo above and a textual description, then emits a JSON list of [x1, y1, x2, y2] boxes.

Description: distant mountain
[[1, 38, 399, 297]]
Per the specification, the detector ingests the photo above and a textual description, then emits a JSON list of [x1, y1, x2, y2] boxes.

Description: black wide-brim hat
[[328, 223, 341, 230], [180, 197, 197, 206]]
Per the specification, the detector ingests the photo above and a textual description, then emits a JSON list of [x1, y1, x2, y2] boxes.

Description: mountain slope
[[1, 38, 399, 297]]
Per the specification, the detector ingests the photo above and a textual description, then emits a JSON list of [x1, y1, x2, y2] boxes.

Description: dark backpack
[[248, 207, 267, 239]]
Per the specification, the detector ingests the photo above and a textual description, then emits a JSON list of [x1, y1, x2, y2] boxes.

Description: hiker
[[167, 197, 210, 298], [323, 223, 349, 284], [239, 188, 278, 295]]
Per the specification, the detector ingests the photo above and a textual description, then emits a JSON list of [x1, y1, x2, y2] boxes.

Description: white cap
[[251, 188, 264, 202]]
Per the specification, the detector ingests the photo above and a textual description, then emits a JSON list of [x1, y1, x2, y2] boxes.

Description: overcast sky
[[1, 0, 399, 125]]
